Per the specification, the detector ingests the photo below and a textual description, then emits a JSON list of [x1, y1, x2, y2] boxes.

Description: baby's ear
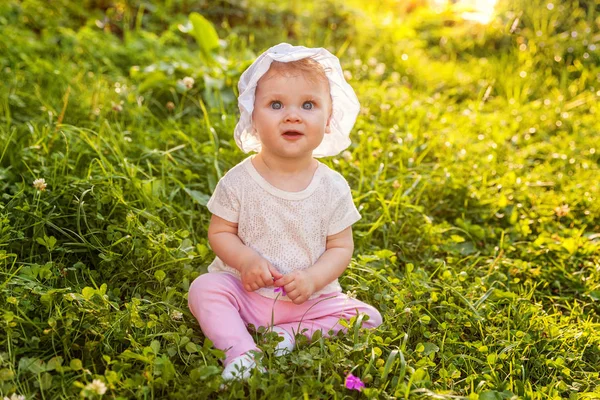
[[325, 114, 333, 134]]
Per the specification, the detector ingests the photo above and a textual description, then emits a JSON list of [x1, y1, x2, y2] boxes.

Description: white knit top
[[206, 156, 361, 301]]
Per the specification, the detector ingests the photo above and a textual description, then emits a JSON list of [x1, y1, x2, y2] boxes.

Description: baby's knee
[[364, 306, 382, 328], [350, 303, 382, 329], [188, 273, 232, 317], [343, 303, 382, 329], [189, 272, 231, 301]]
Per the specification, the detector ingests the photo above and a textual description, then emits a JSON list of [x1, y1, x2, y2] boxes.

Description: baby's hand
[[274, 271, 316, 305], [240, 255, 282, 292]]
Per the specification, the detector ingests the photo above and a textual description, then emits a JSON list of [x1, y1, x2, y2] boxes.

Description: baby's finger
[[285, 287, 300, 299], [260, 275, 273, 288], [274, 274, 293, 287], [292, 295, 307, 305], [268, 264, 283, 280], [283, 282, 296, 293]]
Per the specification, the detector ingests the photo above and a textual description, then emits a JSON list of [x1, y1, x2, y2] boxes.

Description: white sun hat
[[234, 42, 360, 158]]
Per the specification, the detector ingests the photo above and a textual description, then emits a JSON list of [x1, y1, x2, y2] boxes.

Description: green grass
[[1, 0, 599, 398]]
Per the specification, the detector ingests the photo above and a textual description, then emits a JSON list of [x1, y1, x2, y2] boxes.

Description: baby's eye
[[270, 101, 282, 110], [302, 101, 314, 110]]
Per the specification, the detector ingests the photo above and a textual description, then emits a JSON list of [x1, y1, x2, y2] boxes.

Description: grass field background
[[0, 0, 599, 398]]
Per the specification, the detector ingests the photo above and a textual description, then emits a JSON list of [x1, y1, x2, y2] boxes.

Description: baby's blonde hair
[[266, 57, 329, 85]]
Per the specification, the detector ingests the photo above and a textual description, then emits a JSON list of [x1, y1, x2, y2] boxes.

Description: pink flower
[[274, 286, 287, 296], [345, 373, 365, 391]]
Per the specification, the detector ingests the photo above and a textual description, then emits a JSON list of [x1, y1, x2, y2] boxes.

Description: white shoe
[[221, 354, 264, 381], [272, 327, 295, 356]]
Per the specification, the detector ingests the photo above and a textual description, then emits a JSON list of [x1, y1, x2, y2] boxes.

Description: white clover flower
[[111, 101, 123, 112], [171, 310, 183, 321], [32, 178, 47, 191], [85, 379, 107, 395], [343, 289, 358, 305], [4, 394, 26, 400], [342, 151, 352, 162], [182, 76, 195, 89]]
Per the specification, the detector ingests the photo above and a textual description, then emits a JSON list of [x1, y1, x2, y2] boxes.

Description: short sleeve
[[206, 178, 240, 223], [327, 193, 361, 235]]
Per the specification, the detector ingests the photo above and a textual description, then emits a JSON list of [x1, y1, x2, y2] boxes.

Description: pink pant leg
[[189, 274, 382, 362], [272, 292, 382, 340], [188, 272, 265, 365]]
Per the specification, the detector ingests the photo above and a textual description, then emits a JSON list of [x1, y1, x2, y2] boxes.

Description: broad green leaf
[[137, 70, 169, 93], [3, 311, 14, 322], [562, 238, 578, 254], [0, 368, 14, 381], [70, 359, 83, 371], [479, 391, 502, 400], [154, 355, 176, 381], [421, 342, 439, 356], [191, 365, 220, 380], [150, 340, 161, 354], [374, 249, 395, 259], [589, 291, 600, 301], [81, 287, 95, 300], [189, 12, 219, 63], [154, 270, 166, 282], [46, 356, 63, 371], [184, 188, 210, 206], [185, 341, 198, 354]]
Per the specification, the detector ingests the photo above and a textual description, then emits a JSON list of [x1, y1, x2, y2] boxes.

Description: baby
[[188, 43, 382, 381]]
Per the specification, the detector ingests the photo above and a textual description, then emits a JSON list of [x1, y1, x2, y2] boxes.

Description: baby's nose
[[284, 109, 302, 122]]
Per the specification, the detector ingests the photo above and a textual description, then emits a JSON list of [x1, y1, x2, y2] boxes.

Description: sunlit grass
[[0, 0, 599, 398], [440, 0, 499, 24]]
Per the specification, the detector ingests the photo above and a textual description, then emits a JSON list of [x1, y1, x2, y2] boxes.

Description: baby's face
[[252, 68, 332, 161]]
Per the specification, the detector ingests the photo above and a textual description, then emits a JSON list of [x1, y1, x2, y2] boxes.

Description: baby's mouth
[[282, 130, 304, 138]]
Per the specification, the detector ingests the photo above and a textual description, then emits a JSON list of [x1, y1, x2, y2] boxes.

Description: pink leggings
[[188, 272, 382, 365]]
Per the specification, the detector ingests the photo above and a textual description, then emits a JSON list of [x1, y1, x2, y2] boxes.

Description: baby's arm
[[306, 227, 354, 290], [274, 226, 354, 304], [208, 214, 282, 291]]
